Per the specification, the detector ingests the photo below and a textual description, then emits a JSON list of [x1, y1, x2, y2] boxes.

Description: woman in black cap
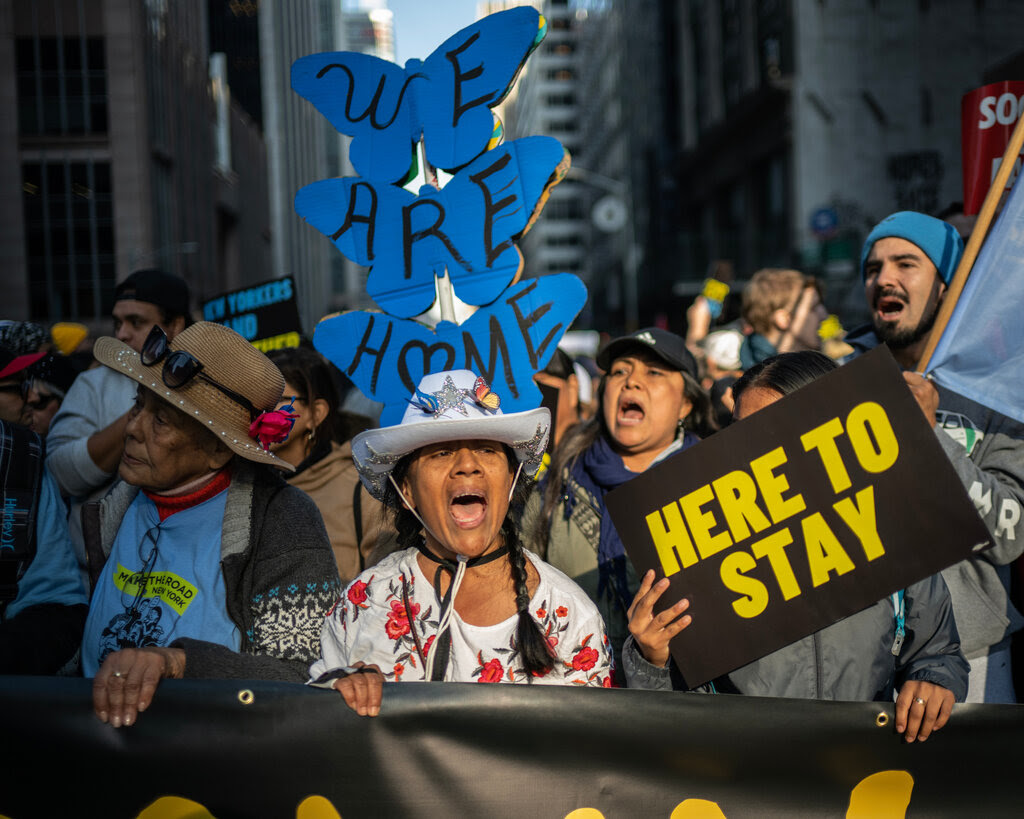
[[525, 327, 714, 678]]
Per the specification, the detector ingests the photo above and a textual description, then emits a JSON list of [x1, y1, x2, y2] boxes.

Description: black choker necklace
[[415, 540, 510, 571]]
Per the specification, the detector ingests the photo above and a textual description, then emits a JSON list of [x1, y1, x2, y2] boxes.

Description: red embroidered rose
[[555, 606, 568, 618], [602, 675, 612, 688], [477, 658, 504, 683], [384, 599, 419, 640], [423, 634, 436, 656], [571, 646, 599, 671], [393, 663, 404, 679], [248, 406, 297, 451], [347, 580, 369, 606], [536, 607, 547, 619]]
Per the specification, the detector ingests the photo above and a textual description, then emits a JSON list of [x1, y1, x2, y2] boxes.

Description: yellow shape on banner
[[846, 770, 914, 819], [564, 810, 604, 819], [135, 796, 216, 819], [296, 795, 342, 819], [670, 799, 727, 819]]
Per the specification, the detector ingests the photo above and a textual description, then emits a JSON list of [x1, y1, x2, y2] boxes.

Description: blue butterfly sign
[[295, 136, 568, 318], [291, 6, 546, 184], [313, 274, 587, 426]]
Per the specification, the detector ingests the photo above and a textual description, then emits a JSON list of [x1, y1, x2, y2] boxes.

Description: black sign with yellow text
[[202, 276, 302, 353], [606, 347, 991, 688]]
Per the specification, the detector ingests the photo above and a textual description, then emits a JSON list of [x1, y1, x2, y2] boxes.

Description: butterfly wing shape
[[295, 136, 569, 319], [291, 51, 420, 184], [435, 136, 569, 310], [313, 273, 587, 426], [413, 6, 546, 174], [292, 7, 544, 184]]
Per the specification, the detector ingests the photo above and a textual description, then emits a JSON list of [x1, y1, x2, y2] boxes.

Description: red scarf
[[143, 468, 233, 522]]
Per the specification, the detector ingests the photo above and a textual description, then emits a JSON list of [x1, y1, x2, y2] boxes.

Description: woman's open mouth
[[617, 399, 645, 425], [450, 492, 487, 528]]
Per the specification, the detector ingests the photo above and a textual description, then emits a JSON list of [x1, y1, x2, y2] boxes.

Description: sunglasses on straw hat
[[140, 325, 258, 420]]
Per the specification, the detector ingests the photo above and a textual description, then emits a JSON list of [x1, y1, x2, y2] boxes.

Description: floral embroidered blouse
[[310, 547, 613, 686]]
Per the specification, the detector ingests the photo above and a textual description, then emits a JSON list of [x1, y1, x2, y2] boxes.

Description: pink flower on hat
[[248, 402, 297, 451]]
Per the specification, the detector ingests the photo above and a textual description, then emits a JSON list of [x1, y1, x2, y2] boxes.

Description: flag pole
[[917, 112, 1024, 372]]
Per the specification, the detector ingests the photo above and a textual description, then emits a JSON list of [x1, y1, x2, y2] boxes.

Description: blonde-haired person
[[739, 269, 828, 369], [83, 323, 340, 729]]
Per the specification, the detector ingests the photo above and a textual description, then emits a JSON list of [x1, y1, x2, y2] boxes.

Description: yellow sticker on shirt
[[113, 563, 198, 616]]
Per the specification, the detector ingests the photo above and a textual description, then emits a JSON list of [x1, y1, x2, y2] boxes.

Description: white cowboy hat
[[352, 369, 550, 501]]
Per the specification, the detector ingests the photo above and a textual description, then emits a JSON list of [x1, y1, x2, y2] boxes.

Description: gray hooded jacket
[[624, 572, 969, 701], [843, 325, 1024, 659]]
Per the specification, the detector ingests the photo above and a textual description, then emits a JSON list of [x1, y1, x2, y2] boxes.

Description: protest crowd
[[2, 200, 1022, 749], [4, 7, 1024, 814]]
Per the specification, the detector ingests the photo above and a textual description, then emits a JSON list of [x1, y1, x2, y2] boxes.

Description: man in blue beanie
[[849, 210, 963, 369], [845, 211, 1024, 704]]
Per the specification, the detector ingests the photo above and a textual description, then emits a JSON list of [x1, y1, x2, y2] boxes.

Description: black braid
[[383, 447, 553, 678], [504, 519, 555, 679], [383, 455, 423, 551]]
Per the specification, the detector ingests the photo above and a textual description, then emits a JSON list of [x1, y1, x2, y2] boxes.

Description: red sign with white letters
[[962, 81, 1024, 214]]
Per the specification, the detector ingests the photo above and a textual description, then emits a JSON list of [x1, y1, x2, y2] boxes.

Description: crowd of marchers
[[2, 209, 1020, 747]]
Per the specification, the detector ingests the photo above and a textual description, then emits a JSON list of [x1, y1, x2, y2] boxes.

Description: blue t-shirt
[[81, 488, 238, 677], [6, 467, 87, 619]]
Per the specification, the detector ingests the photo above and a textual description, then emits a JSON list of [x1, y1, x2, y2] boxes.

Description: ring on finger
[[914, 696, 926, 706], [112, 670, 124, 678]]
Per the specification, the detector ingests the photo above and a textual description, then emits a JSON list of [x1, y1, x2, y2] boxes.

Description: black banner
[[2, 676, 1022, 818], [606, 347, 991, 688]]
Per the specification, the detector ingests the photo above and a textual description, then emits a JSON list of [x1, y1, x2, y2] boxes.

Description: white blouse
[[310, 547, 613, 686]]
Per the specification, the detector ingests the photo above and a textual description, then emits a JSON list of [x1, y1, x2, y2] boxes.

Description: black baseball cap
[[596, 327, 698, 379], [114, 269, 191, 318]]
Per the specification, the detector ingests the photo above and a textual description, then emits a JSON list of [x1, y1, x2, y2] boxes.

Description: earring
[[676, 419, 685, 436]]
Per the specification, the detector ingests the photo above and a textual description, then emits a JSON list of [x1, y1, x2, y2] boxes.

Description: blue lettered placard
[[295, 136, 569, 318], [291, 6, 546, 184], [313, 274, 587, 425]]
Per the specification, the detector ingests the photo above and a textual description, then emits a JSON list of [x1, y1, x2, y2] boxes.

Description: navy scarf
[[567, 431, 698, 611]]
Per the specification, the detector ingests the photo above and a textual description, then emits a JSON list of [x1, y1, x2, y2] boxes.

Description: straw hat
[[93, 322, 293, 470], [352, 369, 550, 501]]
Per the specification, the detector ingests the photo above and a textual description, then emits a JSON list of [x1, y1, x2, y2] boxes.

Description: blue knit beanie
[[860, 211, 964, 285]]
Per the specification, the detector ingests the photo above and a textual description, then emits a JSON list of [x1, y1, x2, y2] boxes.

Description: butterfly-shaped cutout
[[296, 136, 570, 319], [291, 7, 546, 184], [313, 273, 587, 426]]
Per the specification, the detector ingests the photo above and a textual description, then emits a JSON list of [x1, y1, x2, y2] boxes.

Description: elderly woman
[[83, 322, 341, 728], [310, 369, 612, 716], [525, 328, 714, 676], [625, 351, 968, 744]]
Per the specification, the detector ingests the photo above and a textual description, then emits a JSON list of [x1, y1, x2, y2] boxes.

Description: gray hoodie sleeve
[[622, 635, 674, 690], [933, 425, 1024, 566], [46, 368, 132, 498]]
